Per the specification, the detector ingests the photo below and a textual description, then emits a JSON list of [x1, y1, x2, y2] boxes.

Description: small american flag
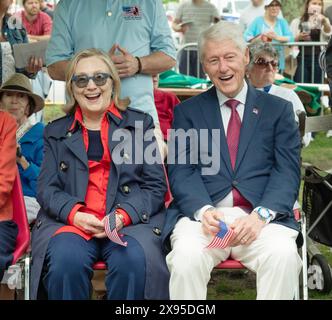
[[206, 221, 234, 249], [105, 210, 128, 247]]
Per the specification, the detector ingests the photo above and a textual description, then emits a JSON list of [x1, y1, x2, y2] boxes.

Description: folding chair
[[10, 169, 30, 300]]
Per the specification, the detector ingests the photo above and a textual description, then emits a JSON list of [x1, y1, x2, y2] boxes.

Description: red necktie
[[225, 99, 252, 209]]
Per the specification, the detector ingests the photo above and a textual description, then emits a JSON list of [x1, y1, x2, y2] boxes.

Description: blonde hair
[[64, 48, 130, 114]]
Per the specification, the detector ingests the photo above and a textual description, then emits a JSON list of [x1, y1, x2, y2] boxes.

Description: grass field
[[44, 104, 332, 300]]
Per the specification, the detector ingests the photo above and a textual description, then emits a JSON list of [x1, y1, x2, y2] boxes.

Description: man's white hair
[[198, 21, 247, 61]]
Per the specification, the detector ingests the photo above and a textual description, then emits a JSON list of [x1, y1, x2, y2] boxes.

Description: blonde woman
[[30, 48, 168, 300]]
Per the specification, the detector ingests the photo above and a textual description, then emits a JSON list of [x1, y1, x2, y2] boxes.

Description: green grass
[[44, 103, 332, 300], [44, 104, 65, 124], [301, 132, 332, 171]]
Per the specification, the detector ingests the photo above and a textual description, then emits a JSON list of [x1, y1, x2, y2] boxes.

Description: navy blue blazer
[[162, 84, 301, 251], [31, 107, 169, 300]]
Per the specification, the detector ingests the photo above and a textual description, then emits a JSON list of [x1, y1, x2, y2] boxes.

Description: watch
[[255, 206, 272, 224]]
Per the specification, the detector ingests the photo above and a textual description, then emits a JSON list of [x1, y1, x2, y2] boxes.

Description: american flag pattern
[[105, 210, 128, 247], [206, 221, 234, 249], [122, 6, 141, 18]]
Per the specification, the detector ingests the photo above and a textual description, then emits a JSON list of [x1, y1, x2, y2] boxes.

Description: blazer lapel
[[235, 85, 261, 171], [105, 112, 134, 214], [199, 87, 233, 176], [63, 129, 88, 169]]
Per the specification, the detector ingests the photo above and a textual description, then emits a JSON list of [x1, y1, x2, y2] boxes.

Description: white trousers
[[166, 207, 302, 300]]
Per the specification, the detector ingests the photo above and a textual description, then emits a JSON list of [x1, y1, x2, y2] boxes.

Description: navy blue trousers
[[42, 233, 146, 300], [0, 221, 18, 281]]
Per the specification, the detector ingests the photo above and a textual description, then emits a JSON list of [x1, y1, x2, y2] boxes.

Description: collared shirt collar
[[69, 102, 122, 132], [216, 81, 248, 107]]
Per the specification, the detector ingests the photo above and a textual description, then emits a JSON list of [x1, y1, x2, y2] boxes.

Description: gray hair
[[247, 41, 279, 70], [198, 21, 247, 61]]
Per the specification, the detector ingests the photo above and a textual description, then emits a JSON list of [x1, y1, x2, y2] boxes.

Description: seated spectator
[[153, 74, 180, 141], [0, 110, 18, 282], [163, 21, 302, 300], [30, 48, 168, 300], [244, 0, 294, 73], [0, 73, 44, 224], [290, 0, 331, 83], [246, 41, 312, 147], [0, 0, 43, 86]]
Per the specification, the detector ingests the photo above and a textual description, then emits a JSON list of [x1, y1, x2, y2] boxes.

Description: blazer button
[[36, 220, 42, 229], [59, 161, 69, 172], [142, 213, 148, 222], [122, 185, 131, 194], [153, 227, 161, 236]]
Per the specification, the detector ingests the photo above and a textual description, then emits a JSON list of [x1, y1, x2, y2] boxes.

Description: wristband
[[135, 56, 142, 74]]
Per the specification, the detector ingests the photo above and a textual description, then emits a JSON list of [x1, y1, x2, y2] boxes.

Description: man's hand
[[202, 207, 224, 236], [109, 44, 139, 78], [229, 211, 265, 247], [73, 211, 105, 235], [26, 56, 43, 74]]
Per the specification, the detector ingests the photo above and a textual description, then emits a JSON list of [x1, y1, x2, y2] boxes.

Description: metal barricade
[[176, 41, 328, 85]]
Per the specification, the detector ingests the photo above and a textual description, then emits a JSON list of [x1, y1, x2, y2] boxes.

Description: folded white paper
[[13, 40, 49, 69]]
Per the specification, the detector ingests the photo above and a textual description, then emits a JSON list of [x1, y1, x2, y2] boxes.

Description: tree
[[281, 0, 306, 23]]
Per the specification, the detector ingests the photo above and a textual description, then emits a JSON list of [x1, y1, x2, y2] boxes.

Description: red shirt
[[54, 104, 131, 241], [154, 89, 180, 140], [20, 11, 52, 36]]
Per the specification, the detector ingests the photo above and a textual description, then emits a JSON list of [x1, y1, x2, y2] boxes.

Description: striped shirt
[[176, 1, 220, 44]]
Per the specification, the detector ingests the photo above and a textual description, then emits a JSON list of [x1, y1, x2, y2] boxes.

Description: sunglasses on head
[[71, 73, 112, 88], [254, 58, 279, 69]]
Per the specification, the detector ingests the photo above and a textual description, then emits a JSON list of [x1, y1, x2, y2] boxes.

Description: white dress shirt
[[194, 81, 276, 222]]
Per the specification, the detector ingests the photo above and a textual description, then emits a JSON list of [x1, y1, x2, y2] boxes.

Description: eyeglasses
[[254, 58, 279, 69], [71, 73, 112, 88]]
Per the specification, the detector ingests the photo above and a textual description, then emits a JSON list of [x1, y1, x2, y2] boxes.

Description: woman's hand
[[297, 32, 311, 41], [73, 211, 105, 235], [92, 214, 124, 239]]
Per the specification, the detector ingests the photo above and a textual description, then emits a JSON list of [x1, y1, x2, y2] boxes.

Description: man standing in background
[[46, 0, 176, 158], [172, 0, 220, 78]]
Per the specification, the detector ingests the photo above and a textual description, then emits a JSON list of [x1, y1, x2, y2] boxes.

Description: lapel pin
[[253, 108, 259, 115]]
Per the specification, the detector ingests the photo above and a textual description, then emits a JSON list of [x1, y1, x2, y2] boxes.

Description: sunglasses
[[71, 73, 112, 88], [254, 58, 279, 69]]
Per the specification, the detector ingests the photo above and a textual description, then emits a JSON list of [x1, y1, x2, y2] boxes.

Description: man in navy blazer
[[163, 21, 302, 300]]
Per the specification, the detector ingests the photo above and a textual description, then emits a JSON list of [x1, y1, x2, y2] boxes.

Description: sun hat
[[0, 73, 44, 115]]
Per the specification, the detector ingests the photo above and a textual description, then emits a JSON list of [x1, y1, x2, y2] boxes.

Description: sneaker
[[327, 130, 332, 138]]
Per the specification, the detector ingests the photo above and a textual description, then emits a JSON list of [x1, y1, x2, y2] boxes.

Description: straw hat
[[0, 73, 44, 115]]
